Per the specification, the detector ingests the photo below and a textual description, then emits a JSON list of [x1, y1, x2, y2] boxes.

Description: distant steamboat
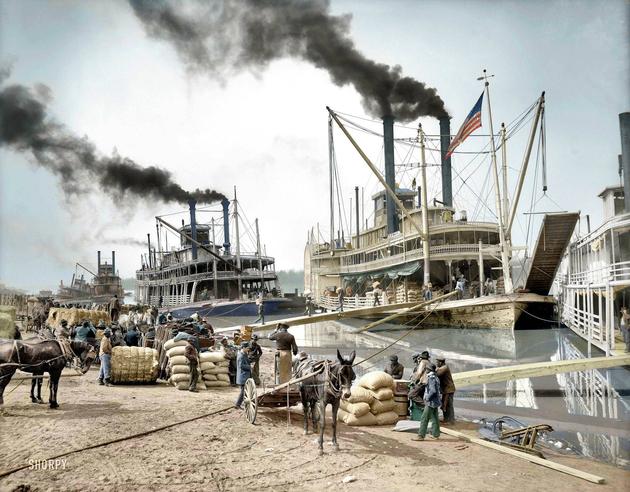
[[135, 191, 284, 318]]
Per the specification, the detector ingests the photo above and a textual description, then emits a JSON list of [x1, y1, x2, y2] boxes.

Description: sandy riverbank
[[1, 349, 628, 491]]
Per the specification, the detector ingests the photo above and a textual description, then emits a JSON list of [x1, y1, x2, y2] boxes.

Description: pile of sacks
[[337, 371, 399, 426], [110, 346, 159, 384], [164, 339, 231, 391]]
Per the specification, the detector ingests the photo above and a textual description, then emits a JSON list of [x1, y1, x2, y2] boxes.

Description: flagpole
[[418, 124, 431, 287], [481, 69, 513, 294]]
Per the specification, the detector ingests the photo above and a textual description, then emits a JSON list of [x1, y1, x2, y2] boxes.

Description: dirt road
[[0, 351, 627, 491]]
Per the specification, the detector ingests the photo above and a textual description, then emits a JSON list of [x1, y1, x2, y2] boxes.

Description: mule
[[294, 349, 356, 455], [0, 339, 95, 408]]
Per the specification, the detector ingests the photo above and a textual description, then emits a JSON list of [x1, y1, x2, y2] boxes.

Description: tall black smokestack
[[620, 112, 630, 213], [189, 199, 198, 260], [129, 0, 449, 123], [440, 118, 453, 208], [112, 251, 116, 276], [383, 115, 398, 234]]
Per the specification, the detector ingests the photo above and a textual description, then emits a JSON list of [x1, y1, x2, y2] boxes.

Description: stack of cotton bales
[[337, 371, 399, 426], [110, 346, 159, 384], [199, 350, 231, 388], [47, 308, 110, 330], [164, 339, 206, 391]]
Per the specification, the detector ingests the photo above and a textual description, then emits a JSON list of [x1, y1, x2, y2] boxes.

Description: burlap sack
[[337, 408, 377, 426], [203, 367, 229, 375], [175, 381, 207, 391], [340, 399, 371, 418], [171, 365, 190, 375], [371, 387, 394, 401], [171, 372, 194, 384], [375, 411, 399, 426], [200, 361, 216, 371], [164, 339, 188, 351], [370, 398, 396, 414], [203, 374, 218, 381], [204, 381, 230, 388], [169, 355, 189, 366], [199, 351, 226, 363], [167, 346, 187, 358], [345, 386, 374, 404], [358, 371, 395, 391], [216, 373, 230, 383]]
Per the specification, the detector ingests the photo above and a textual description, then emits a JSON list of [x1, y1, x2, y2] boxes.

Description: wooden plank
[[439, 427, 605, 484], [452, 354, 630, 388]]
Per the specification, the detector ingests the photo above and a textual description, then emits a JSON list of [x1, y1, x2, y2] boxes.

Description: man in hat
[[304, 296, 314, 317], [110, 323, 126, 347], [220, 337, 238, 385], [436, 357, 456, 423], [269, 323, 298, 384], [384, 354, 404, 379], [412, 351, 431, 386], [254, 298, 265, 325], [248, 334, 263, 385], [337, 287, 344, 312], [98, 328, 113, 386], [109, 294, 121, 322], [75, 320, 96, 343], [234, 342, 252, 409], [372, 282, 381, 306], [125, 324, 140, 347], [184, 338, 200, 392], [412, 364, 441, 441]]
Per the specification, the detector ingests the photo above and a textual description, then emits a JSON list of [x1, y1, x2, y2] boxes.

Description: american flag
[[445, 92, 484, 159]]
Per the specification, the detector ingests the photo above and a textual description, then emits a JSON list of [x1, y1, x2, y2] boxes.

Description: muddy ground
[[1, 348, 628, 491]]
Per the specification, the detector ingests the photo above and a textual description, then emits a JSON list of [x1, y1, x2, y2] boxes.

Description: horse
[[0, 339, 96, 408], [293, 349, 356, 455]]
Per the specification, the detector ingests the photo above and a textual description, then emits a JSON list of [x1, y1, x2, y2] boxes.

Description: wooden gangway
[[524, 212, 579, 295]]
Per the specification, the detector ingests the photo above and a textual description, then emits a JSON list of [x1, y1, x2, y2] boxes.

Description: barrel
[[394, 394, 409, 418]]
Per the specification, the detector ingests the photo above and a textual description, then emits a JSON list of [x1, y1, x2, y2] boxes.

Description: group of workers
[[384, 350, 456, 441]]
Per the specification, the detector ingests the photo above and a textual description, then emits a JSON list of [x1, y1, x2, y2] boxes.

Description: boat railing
[[568, 260, 630, 286], [149, 294, 191, 307], [319, 243, 495, 273], [317, 293, 388, 310]]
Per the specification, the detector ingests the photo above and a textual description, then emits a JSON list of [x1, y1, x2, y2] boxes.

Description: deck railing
[[149, 294, 191, 307], [569, 260, 630, 286], [317, 293, 386, 310]]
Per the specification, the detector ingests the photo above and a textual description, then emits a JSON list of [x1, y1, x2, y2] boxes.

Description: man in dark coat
[[184, 339, 199, 392], [110, 323, 126, 347], [269, 323, 298, 384], [384, 354, 404, 379], [412, 364, 441, 441], [234, 343, 252, 408], [436, 357, 456, 423], [248, 334, 263, 385], [125, 325, 140, 347], [109, 295, 121, 322]]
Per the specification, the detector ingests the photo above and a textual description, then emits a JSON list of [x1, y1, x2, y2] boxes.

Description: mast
[[328, 115, 335, 248], [481, 69, 513, 293], [418, 124, 431, 286], [506, 92, 546, 237], [233, 186, 242, 298], [501, 122, 509, 225], [211, 217, 218, 298], [255, 218, 264, 294]]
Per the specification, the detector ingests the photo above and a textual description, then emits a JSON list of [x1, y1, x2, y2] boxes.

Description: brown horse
[[0, 340, 95, 408], [294, 350, 356, 455]]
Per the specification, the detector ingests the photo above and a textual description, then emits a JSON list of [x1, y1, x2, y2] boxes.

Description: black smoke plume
[[0, 81, 224, 204], [129, 0, 448, 121]]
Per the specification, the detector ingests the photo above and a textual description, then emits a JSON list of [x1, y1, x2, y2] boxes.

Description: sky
[[0, 0, 628, 292]]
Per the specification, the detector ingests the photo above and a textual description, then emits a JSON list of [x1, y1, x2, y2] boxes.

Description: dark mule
[[0, 340, 95, 408], [294, 349, 356, 455]]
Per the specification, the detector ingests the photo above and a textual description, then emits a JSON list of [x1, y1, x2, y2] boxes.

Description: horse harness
[[0, 339, 79, 370]]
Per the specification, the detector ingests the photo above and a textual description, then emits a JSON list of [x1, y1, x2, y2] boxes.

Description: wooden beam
[[214, 300, 428, 334], [439, 427, 605, 484], [453, 354, 630, 388]]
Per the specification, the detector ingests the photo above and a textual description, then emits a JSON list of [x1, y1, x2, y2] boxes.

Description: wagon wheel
[[243, 378, 258, 424]]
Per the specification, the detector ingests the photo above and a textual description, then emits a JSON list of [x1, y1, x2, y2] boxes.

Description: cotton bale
[[0, 305, 16, 321], [110, 346, 159, 384], [0, 313, 16, 339]]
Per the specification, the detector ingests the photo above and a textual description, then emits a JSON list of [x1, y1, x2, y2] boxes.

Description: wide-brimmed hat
[[389, 354, 398, 362], [251, 334, 259, 341], [436, 356, 446, 362], [420, 350, 430, 359]]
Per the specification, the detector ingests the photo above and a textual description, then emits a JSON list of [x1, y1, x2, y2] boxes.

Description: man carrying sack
[[268, 323, 298, 384]]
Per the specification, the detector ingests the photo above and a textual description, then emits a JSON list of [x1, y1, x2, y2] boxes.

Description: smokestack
[[189, 199, 198, 260], [112, 251, 116, 276], [222, 197, 231, 254], [147, 233, 152, 269], [620, 112, 630, 212], [97, 251, 101, 270], [382, 115, 399, 234], [440, 117, 453, 208], [354, 186, 360, 246]]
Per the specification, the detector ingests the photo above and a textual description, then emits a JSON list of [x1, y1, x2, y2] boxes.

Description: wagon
[[242, 368, 323, 424]]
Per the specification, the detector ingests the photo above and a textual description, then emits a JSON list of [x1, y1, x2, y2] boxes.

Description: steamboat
[[56, 251, 124, 304], [305, 75, 576, 330], [135, 191, 283, 317]]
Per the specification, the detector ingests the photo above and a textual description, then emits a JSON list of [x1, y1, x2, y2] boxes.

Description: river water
[[207, 311, 630, 469]]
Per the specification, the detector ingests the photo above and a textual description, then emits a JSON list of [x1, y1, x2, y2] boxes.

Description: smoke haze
[[0, 80, 224, 205], [129, 0, 448, 121]]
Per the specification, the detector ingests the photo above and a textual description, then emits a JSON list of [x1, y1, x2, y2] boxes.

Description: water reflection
[[207, 313, 630, 468]]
